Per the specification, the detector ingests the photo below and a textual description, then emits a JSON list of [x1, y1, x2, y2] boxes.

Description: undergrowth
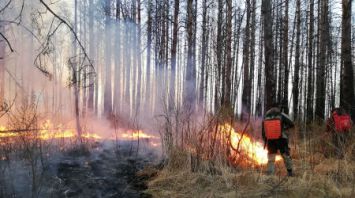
[[145, 117, 355, 198]]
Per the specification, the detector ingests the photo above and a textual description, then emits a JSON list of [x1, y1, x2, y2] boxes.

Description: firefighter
[[262, 105, 295, 176], [326, 107, 352, 157]]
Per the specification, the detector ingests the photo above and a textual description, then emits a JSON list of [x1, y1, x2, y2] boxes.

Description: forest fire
[[0, 120, 102, 141], [120, 130, 160, 147], [219, 123, 281, 165], [121, 130, 159, 140], [0, 121, 161, 149]]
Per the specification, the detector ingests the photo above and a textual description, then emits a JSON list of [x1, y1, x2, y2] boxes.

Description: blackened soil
[[54, 143, 154, 198]]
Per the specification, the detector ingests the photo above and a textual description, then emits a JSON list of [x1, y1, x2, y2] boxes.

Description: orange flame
[[121, 130, 159, 140], [219, 123, 281, 165], [0, 120, 102, 141], [0, 121, 162, 149], [120, 130, 160, 147]]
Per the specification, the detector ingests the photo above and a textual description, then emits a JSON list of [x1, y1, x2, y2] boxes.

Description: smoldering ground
[[0, 138, 159, 197]]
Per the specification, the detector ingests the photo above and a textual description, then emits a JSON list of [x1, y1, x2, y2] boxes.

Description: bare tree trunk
[[282, 0, 289, 113], [184, 0, 196, 106], [307, 0, 314, 122], [215, 0, 223, 110], [340, 0, 354, 121], [104, 0, 112, 116], [250, 0, 256, 116], [293, 0, 301, 120], [136, 0, 142, 113], [256, 8, 264, 116], [315, 0, 328, 120], [199, 0, 208, 107], [232, 7, 243, 114], [0, 25, 5, 105], [88, 0, 95, 111], [241, 1, 251, 120], [171, 0, 179, 108], [114, 0, 121, 114], [146, 0, 152, 111], [82, 0, 88, 117], [223, 0, 232, 114], [262, 0, 275, 111], [74, 0, 82, 141]]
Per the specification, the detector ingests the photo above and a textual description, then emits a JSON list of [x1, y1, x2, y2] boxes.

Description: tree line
[[0, 0, 354, 126]]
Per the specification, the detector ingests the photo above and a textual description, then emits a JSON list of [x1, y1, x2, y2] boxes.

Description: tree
[[184, 0, 196, 106], [215, 0, 223, 110], [250, 0, 256, 115], [73, 0, 83, 141], [146, 0, 152, 110], [256, 5, 263, 116], [223, 0, 232, 115], [104, 0, 112, 115], [293, 0, 301, 120], [241, 0, 251, 119], [340, 0, 354, 121], [171, 0, 179, 108], [88, 0, 95, 111], [199, 0, 208, 106], [136, 0, 142, 113], [282, 0, 289, 113], [306, 0, 314, 122], [114, 0, 121, 114], [315, 0, 328, 120], [0, 24, 5, 105], [262, 0, 275, 111]]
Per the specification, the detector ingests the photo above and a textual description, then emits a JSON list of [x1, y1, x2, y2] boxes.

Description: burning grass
[[0, 101, 161, 197], [146, 148, 355, 198], [147, 118, 355, 197], [219, 123, 282, 165]]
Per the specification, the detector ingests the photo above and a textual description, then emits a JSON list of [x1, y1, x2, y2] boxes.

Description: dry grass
[[146, 125, 355, 198]]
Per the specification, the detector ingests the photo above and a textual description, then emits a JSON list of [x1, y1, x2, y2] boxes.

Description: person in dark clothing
[[262, 106, 295, 176], [326, 107, 352, 157]]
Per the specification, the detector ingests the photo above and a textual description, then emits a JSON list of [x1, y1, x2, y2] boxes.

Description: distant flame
[[120, 130, 160, 148], [0, 121, 162, 149], [0, 120, 102, 141], [121, 130, 159, 139], [219, 123, 281, 165]]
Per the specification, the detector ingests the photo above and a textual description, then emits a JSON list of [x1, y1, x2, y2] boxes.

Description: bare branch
[[0, 32, 14, 52], [0, 0, 12, 14], [39, 0, 95, 73]]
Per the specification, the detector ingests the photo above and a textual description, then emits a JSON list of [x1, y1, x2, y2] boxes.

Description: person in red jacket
[[326, 107, 353, 157]]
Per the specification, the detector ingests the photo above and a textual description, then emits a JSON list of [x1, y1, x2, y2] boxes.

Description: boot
[[287, 169, 293, 177]]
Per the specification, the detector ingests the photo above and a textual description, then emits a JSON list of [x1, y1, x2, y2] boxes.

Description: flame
[[121, 130, 159, 140], [0, 120, 102, 141], [219, 123, 281, 165], [120, 130, 160, 148], [0, 121, 162, 149]]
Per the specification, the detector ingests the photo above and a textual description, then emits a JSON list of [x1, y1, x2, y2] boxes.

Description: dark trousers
[[267, 138, 290, 155], [266, 138, 292, 174]]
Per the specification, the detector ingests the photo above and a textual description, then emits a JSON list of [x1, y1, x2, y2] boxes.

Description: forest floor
[[143, 127, 355, 198], [51, 142, 156, 198], [0, 141, 158, 198]]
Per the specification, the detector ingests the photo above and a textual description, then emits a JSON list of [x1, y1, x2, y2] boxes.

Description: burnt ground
[[52, 142, 157, 198]]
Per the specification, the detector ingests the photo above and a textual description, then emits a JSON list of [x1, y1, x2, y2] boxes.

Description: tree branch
[[39, 0, 95, 73], [0, 0, 12, 14], [0, 32, 14, 52]]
